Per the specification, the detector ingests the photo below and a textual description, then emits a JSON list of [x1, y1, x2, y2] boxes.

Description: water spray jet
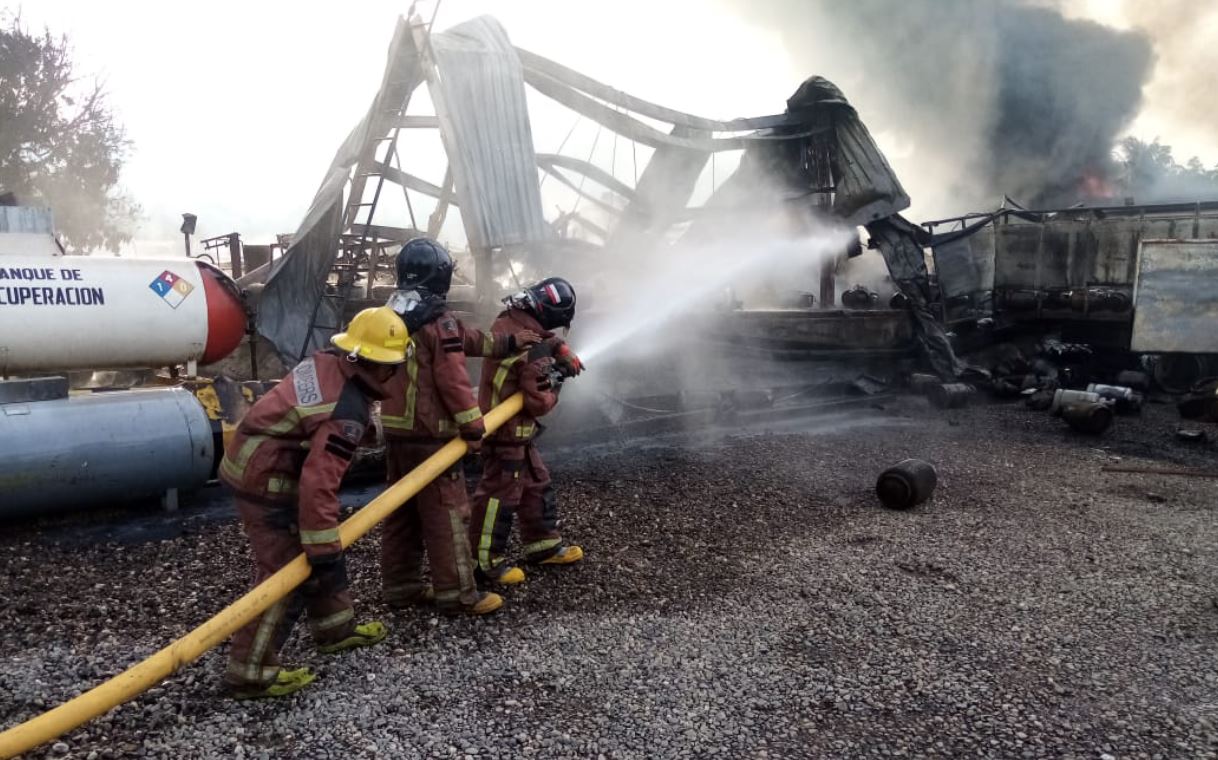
[[574, 230, 854, 363]]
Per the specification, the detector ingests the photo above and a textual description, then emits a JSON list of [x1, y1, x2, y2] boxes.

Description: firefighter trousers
[[380, 440, 481, 612], [226, 495, 356, 688], [469, 443, 561, 570]]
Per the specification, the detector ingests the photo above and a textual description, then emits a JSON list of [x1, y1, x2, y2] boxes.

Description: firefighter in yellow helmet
[[219, 307, 409, 699]]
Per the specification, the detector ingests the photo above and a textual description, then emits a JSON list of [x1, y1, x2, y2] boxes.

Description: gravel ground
[[2, 397, 1218, 759]]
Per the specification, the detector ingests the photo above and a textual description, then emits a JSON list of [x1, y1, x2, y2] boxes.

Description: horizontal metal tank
[[0, 386, 214, 517], [0, 254, 246, 374]]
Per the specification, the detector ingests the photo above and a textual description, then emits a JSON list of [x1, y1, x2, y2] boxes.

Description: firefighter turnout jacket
[[380, 309, 516, 441], [219, 349, 390, 560], [481, 309, 562, 445]]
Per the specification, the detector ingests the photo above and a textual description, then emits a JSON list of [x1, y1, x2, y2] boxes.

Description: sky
[[10, 0, 1217, 257]]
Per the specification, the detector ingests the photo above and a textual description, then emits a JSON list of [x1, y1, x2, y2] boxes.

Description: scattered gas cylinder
[[909, 373, 939, 394], [929, 383, 974, 409], [1049, 389, 1102, 415], [1060, 401, 1114, 435], [876, 459, 938, 510], [1086, 383, 1143, 413]]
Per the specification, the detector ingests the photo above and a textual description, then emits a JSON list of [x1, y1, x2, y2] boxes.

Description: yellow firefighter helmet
[[331, 306, 411, 364]]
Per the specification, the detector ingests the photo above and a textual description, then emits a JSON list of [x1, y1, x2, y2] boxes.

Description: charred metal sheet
[[1131, 239, 1218, 353], [933, 203, 1218, 309], [429, 16, 551, 249], [931, 229, 993, 321]]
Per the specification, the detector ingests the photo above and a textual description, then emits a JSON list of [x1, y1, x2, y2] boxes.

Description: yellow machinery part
[[188, 380, 224, 422], [0, 393, 525, 760]]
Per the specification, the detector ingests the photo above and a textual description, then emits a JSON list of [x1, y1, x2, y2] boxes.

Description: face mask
[[387, 289, 425, 317]]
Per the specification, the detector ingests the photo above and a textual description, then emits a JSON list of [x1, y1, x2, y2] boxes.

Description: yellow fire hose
[[0, 392, 525, 760]]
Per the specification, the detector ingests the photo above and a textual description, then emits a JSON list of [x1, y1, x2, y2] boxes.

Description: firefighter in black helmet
[[386, 237, 454, 331], [468, 276, 585, 587], [379, 237, 539, 615], [510, 277, 578, 331]]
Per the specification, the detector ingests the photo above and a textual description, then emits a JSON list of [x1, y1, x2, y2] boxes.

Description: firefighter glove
[[554, 342, 584, 377], [460, 418, 486, 452]]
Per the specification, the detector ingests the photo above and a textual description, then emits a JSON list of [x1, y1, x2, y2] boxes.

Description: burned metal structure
[[250, 14, 958, 377], [927, 200, 1218, 388]]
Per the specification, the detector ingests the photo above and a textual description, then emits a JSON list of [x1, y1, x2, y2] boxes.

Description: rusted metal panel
[[1038, 220, 1074, 289], [994, 220, 1043, 289], [1088, 218, 1140, 285], [1131, 239, 1218, 353], [931, 226, 993, 322]]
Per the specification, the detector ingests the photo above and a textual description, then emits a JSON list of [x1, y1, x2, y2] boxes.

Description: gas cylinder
[[0, 384, 214, 517], [1086, 383, 1143, 413], [1060, 401, 1114, 435], [876, 459, 938, 510], [1049, 389, 1102, 415], [929, 383, 975, 409]]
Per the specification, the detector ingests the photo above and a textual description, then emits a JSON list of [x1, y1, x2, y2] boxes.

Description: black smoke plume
[[738, 0, 1154, 211]]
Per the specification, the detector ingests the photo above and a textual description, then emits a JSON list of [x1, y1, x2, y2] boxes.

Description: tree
[[0, 14, 140, 251], [1114, 137, 1218, 201]]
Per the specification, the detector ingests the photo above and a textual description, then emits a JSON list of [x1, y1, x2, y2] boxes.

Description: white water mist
[[573, 228, 854, 363]]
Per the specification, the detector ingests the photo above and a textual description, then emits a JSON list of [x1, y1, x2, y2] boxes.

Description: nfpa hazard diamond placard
[[149, 270, 195, 309]]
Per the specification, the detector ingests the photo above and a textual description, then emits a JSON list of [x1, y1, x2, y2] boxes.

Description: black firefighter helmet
[[509, 277, 577, 331], [395, 237, 454, 297]]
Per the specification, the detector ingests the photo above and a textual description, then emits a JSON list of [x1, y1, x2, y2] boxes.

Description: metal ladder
[[296, 72, 419, 361]]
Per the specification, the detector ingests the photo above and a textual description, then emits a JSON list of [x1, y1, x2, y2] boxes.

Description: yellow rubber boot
[[229, 667, 317, 700], [539, 545, 584, 565], [469, 592, 504, 616], [476, 558, 526, 587], [496, 566, 526, 585], [318, 621, 389, 654]]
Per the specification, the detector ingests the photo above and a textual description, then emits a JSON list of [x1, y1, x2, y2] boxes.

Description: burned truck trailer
[[926, 201, 1218, 383]]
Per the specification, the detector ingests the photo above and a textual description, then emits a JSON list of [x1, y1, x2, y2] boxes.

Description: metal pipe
[[0, 392, 526, 759]]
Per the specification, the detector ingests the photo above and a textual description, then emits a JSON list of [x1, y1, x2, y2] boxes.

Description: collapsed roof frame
[[254, 13, 961, 378]]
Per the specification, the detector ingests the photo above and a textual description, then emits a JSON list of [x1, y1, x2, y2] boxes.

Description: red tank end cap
[[197, 262, 247, 364]]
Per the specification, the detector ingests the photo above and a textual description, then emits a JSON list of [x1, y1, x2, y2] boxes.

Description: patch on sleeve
[[292, 357, 323, 405], [338, 420, 364, 443], [440, 317, 458, 334]]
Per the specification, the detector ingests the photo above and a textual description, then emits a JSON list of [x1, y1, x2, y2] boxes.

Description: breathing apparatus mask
[[387, 288, 445, 334]]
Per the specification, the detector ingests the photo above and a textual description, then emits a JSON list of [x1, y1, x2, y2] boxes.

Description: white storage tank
[[0, 254, 247, 374]]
